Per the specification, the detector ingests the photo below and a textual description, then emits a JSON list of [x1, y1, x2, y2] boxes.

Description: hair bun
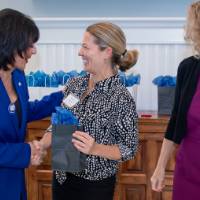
[[119, 49, 139, 71]]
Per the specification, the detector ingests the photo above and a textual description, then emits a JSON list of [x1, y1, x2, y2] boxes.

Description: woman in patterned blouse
[[40, 21, 139, 200]]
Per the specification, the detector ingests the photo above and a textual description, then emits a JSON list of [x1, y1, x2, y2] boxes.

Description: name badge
[[62, 93, 79, 108]]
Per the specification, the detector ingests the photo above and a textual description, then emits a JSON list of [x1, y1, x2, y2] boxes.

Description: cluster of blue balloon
[[26, 70, 140, 88], [152, 75, 176, 87], [26, 70, 87, 87], [119, 72, 140, 87], [51, 107, 79, 125]]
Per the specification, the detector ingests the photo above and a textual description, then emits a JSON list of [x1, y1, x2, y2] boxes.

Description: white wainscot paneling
[[26, 17, 193, 111]]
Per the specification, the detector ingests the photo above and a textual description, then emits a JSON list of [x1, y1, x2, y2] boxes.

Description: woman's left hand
[[72, 131, 96, 155]]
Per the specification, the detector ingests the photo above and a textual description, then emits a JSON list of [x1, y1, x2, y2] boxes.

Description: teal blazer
[[0, 69, 63, 200]]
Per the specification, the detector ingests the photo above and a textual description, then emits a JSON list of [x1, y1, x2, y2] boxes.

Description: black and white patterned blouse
[[55, 74, 138, 184]]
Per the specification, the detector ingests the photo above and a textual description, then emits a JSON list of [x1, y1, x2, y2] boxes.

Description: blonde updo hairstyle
[[185, 1, 200, 56], [86, 22, 138, 71]]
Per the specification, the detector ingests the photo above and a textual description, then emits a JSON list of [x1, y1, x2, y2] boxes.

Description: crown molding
[[34, 17, 185, 28]]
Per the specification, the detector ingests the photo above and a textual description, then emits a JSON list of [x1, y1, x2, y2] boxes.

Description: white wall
[[26, 17, 192, 111]]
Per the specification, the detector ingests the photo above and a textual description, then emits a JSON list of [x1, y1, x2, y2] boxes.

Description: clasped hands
[[28, 130, 97, 166], [28, 140, 47, 166]]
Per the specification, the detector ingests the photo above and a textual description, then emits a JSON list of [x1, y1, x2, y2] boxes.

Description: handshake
[[27, 106, 80, 167], [28, 140, 47, 166]]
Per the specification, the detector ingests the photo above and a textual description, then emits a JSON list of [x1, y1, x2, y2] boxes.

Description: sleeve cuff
[[118, 143, 136, 162]]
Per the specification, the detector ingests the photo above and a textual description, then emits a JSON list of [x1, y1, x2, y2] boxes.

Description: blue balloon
[[152, 75, 176, 87]]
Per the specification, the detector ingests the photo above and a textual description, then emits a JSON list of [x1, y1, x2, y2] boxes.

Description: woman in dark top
[[40, 21, 139, 200], [151, 1, 200, 199]]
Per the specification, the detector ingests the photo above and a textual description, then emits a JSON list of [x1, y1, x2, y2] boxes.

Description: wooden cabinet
[[115, 114, 176, 200], [26, 119, 52, 200], [26, 114, 175, 200]]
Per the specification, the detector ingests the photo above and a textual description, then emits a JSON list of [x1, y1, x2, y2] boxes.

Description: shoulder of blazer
[[177, 56, 200, 83], [179, 56, 199, 73], [13, 68, 25, 78]]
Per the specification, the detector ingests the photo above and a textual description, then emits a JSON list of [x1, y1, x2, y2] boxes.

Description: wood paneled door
[[26, 114, 175, 200]]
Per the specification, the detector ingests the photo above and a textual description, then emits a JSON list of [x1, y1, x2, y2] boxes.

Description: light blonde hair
[[185, 1, 200, 56], [86, 22, 138, 71]]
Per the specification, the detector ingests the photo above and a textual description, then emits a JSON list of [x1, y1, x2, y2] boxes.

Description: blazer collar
[[12, 70, 26, 135]]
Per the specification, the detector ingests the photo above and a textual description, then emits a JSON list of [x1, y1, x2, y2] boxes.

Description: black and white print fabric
[[55, 74, 138, 183]]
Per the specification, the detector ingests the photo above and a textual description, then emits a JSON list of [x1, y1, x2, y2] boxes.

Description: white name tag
[[62, 93, 80, 108]]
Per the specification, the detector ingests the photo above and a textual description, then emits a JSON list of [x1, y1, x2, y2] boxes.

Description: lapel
[[12, 69, 27, 140], [0, 79, 19, 138]]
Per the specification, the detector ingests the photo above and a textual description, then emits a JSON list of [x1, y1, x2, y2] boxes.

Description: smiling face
[[13, 44, 37, 71], [78, 31, 111, 75]]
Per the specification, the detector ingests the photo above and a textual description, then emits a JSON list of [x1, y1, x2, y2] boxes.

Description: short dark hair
[[0, 8, 39, 70]]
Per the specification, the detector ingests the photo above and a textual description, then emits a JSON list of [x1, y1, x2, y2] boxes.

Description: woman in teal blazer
[[0, 9, 63, 200]]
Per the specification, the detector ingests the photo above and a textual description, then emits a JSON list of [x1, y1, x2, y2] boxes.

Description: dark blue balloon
[[152, 75, 176, 87]]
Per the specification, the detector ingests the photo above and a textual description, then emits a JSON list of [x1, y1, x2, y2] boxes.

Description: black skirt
[[52, 172, 116, 200]]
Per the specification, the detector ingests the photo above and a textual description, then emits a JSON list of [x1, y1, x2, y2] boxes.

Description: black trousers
[[52, 172, 116, 200]]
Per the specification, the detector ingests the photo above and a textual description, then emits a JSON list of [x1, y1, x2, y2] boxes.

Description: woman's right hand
[[151, 168, 165, 192], [29, 140, 46, 166], [151, 138, 175, 192]]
